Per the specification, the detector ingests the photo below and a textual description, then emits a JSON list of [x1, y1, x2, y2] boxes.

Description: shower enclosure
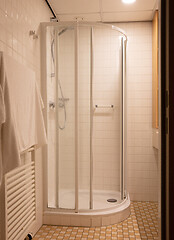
[[41, 22, 130, 226]]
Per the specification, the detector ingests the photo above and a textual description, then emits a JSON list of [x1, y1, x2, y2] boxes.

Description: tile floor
[[33, 201, 158, 240]]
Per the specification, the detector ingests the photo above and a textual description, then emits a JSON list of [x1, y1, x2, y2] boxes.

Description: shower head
[[58, 28, 67, 36], [58, 26, 74, 36]]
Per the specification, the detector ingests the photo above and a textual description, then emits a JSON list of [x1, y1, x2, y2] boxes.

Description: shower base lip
[[43, 194, 130, 227]]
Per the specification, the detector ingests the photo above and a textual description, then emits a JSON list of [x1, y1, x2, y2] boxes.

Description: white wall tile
[[0, 0, 51, 237]]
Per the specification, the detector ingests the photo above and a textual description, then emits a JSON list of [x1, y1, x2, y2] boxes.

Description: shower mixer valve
[[49, 101, 55, 109], [58, 98, 69, 108]]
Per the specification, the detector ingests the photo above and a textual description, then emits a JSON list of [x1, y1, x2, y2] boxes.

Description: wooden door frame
[[168, 0, 174, 239], [161, 0, 167, 238], [161, 0, 174, 239]]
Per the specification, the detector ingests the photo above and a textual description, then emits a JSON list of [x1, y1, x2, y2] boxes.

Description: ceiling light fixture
[[122, 0, 136, 4]]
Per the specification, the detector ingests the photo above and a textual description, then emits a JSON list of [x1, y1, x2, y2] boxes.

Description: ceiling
[[48, 0, 158, 22]]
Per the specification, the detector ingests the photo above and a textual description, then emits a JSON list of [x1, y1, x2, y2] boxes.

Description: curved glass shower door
[[45, 22, 127, 212], [78, 26, 92, 210], [56, 26, 76, 209], [92, 26, 126, 209]]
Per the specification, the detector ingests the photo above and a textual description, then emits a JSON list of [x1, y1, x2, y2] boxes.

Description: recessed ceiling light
[[122, 0, 136, 4]]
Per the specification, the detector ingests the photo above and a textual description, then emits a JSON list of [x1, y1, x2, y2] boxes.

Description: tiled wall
[[92, 27, 121, 191], [0, 0, 51, 236], [117, 22, 158, 201], [0, 0, 50, 85]]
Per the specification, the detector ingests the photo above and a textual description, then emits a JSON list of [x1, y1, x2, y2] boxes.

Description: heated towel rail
[[5, 147, 36, 240]]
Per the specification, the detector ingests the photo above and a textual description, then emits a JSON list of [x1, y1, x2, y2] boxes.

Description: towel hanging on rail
[[0, 51, 47, 187], [4, 53, 47, 153], [0, 52, 21, 187]]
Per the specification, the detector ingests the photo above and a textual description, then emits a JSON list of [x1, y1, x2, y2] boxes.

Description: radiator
[[5, 151, 36, 240]]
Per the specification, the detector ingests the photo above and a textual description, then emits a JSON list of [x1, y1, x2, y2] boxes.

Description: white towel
[[0, 85, 5, 125], [35, 82, 47, 149], [0, 52, 47, 187], [0, 52, 21, 187], [4, 53, 47, 153], [0, 85, 5, 186]]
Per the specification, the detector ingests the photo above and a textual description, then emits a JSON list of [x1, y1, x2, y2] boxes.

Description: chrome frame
[[75, 23, 79, 212], [90, 27, 94, 210], [55, 26, 59, 208], [120, 38, 124, 200], [123, 38, 127, 199]]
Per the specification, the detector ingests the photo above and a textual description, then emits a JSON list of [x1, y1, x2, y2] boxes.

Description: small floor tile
[[33, 201, 158, 239]]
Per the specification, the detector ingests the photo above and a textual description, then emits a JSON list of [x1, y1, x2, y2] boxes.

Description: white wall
[[0, 0, 51, 237], [92, 27, 121, 192], [117, 22, 158, 201], [92, 22, 158, 201]]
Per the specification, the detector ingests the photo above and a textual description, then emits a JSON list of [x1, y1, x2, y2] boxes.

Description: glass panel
[[57, 27, 76, 209], [92, 26, 122, 209], [78, 26, 91, 210]]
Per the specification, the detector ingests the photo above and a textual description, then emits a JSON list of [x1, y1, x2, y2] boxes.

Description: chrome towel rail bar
[[95, 104, 114, 108]]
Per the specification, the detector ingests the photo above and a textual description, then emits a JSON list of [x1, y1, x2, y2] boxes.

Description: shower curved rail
[[42, 21, 127, 40]]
